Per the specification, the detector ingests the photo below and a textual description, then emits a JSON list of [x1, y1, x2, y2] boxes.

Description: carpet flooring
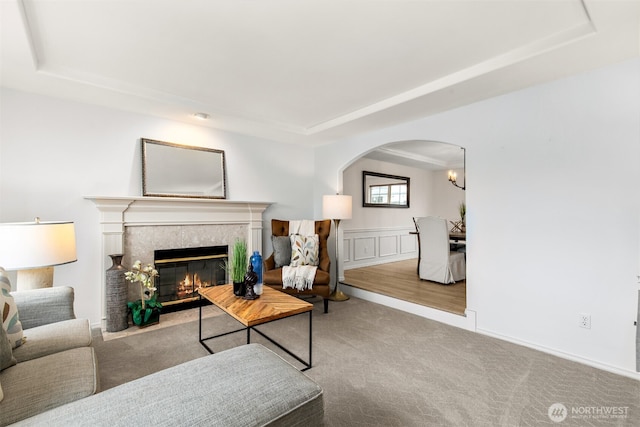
[[92, 297, 640, 426]]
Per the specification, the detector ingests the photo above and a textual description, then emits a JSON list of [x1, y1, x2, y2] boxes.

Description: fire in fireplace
[[154, 245, 228, 307]]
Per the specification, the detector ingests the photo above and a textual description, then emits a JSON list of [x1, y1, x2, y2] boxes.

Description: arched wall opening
[[334, 139, 468, 316]]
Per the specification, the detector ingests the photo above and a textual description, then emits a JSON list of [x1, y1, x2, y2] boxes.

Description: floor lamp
[[323, 194, 352, 302], [0, 218, 77, 290]]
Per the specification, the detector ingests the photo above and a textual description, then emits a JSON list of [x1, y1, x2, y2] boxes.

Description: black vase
[[106, 254, 128, 332], [233, 281, 246, 297], [244, 264, 258, 300]]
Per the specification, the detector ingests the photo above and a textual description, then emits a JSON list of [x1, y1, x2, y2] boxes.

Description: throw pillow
[[272, 235, 292, 269], [290, 234, 320, 267], [0, 267, 24, 349], [0, 322, 16, 372]]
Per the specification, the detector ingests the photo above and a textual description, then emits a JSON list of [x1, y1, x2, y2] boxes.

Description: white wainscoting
[[343, 226, 417, 270]]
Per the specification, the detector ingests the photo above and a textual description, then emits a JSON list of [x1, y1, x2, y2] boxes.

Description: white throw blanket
[[289, 220, 315, 236], [282, 265, 317, 291]]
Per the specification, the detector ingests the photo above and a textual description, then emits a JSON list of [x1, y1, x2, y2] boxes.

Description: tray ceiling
[[2, 0, 639, 146]]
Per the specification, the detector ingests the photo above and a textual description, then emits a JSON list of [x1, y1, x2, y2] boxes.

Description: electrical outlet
[[578, 313, 591, 329]]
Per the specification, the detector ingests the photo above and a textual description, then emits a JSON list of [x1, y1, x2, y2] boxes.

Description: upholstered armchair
[[263, 219, 332, 313], [416, 216, 466, 284], [0, 283, 97, 425]]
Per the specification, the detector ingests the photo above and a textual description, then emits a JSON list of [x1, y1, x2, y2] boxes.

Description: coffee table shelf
[[198, 285, 313, 370]]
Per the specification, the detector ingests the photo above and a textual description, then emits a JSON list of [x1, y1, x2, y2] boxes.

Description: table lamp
[[0, 218, 77, 290], [322, 194, 352, 301]]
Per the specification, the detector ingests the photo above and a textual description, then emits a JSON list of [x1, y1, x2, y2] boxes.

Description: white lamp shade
[[323, 195, 352, 220], [0, 221, 77, 270]]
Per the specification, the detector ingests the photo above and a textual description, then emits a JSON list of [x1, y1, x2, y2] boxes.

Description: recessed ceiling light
[[193, 112, 210, 120]]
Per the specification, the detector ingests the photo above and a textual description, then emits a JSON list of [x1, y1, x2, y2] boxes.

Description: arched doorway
[[339, 140, 467, 315]]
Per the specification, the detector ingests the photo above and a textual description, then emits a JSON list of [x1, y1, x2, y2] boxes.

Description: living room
[[2, 1, 640, 425]]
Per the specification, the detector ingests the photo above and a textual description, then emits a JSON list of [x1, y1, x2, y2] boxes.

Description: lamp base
[[16, 267, 54, 290], [329, 286, 350, 302]]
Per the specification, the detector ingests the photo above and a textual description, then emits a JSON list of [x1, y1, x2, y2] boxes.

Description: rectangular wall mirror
[[362, 170, 410, 208], [142, 138, 227, 199]]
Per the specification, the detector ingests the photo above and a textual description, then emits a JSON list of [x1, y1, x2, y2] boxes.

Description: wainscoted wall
[[343, 226, 417, 270]]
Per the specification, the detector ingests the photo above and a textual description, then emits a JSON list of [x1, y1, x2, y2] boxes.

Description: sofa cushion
[[0, 268, 24, 349], [13, 344, 323, 427], [12, 318, 92, 363], [0, 346, 98, 426], [272, 235, 291, 268], [0, 325, 16, 371], [290, 234, 319, 267], [11, 287, 76, 330]]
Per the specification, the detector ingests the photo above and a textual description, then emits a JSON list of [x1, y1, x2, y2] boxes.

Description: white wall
[[314, 58, 640, 376], [0, 88, 316, 324], [431, 167, 465, 222], [344, 157, 430, 229]]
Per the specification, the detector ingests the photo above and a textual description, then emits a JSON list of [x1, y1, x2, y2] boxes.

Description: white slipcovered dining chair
[[416, 216, 466, 284]]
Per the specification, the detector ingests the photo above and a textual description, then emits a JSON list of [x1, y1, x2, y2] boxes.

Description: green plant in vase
[[125, 260, 162, 327], [459, 202, 466, 231], [224, 239, 248, 296]]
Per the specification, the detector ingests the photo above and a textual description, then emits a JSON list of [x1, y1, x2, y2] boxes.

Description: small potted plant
[[125, 260, 162, 327], [224, 239, 248, 296]]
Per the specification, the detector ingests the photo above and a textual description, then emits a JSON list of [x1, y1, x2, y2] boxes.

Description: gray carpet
[[92, 297, 640, 426]]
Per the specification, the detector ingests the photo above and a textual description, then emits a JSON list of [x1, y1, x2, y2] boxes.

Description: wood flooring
[[342, 259, 466, 315]]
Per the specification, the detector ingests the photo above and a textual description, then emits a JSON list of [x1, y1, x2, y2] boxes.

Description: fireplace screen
[[154, 246, 228, 306]]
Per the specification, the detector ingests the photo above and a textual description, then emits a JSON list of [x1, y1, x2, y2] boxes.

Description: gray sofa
[[15, 344, 324, 426], [1, 287, 324, 426]]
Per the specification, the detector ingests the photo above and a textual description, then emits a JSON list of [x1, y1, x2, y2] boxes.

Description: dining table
[[449, 231, 466, 242]]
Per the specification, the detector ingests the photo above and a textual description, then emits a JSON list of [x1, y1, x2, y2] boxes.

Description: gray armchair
[[1, 286, 97, 426]]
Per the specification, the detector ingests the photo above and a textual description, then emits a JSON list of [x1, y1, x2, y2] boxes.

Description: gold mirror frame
[[141, 138, 227, 199]]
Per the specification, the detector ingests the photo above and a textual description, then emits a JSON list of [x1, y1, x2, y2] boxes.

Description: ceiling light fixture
[[193, 112, 210, 120]]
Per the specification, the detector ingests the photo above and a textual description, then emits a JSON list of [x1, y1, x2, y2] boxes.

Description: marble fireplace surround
[[86, 196, 270, 325]]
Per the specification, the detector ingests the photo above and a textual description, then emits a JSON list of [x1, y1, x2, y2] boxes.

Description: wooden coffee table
[[198, 284, 313, 370]]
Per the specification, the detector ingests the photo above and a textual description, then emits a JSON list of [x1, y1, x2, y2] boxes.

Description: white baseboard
[[340, 284, 476, 331], [476, 328, 640, 381]]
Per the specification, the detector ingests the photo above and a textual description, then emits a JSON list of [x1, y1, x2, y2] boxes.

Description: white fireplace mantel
[[86, 196, 271, 324], [86, 196, 271, 252]]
